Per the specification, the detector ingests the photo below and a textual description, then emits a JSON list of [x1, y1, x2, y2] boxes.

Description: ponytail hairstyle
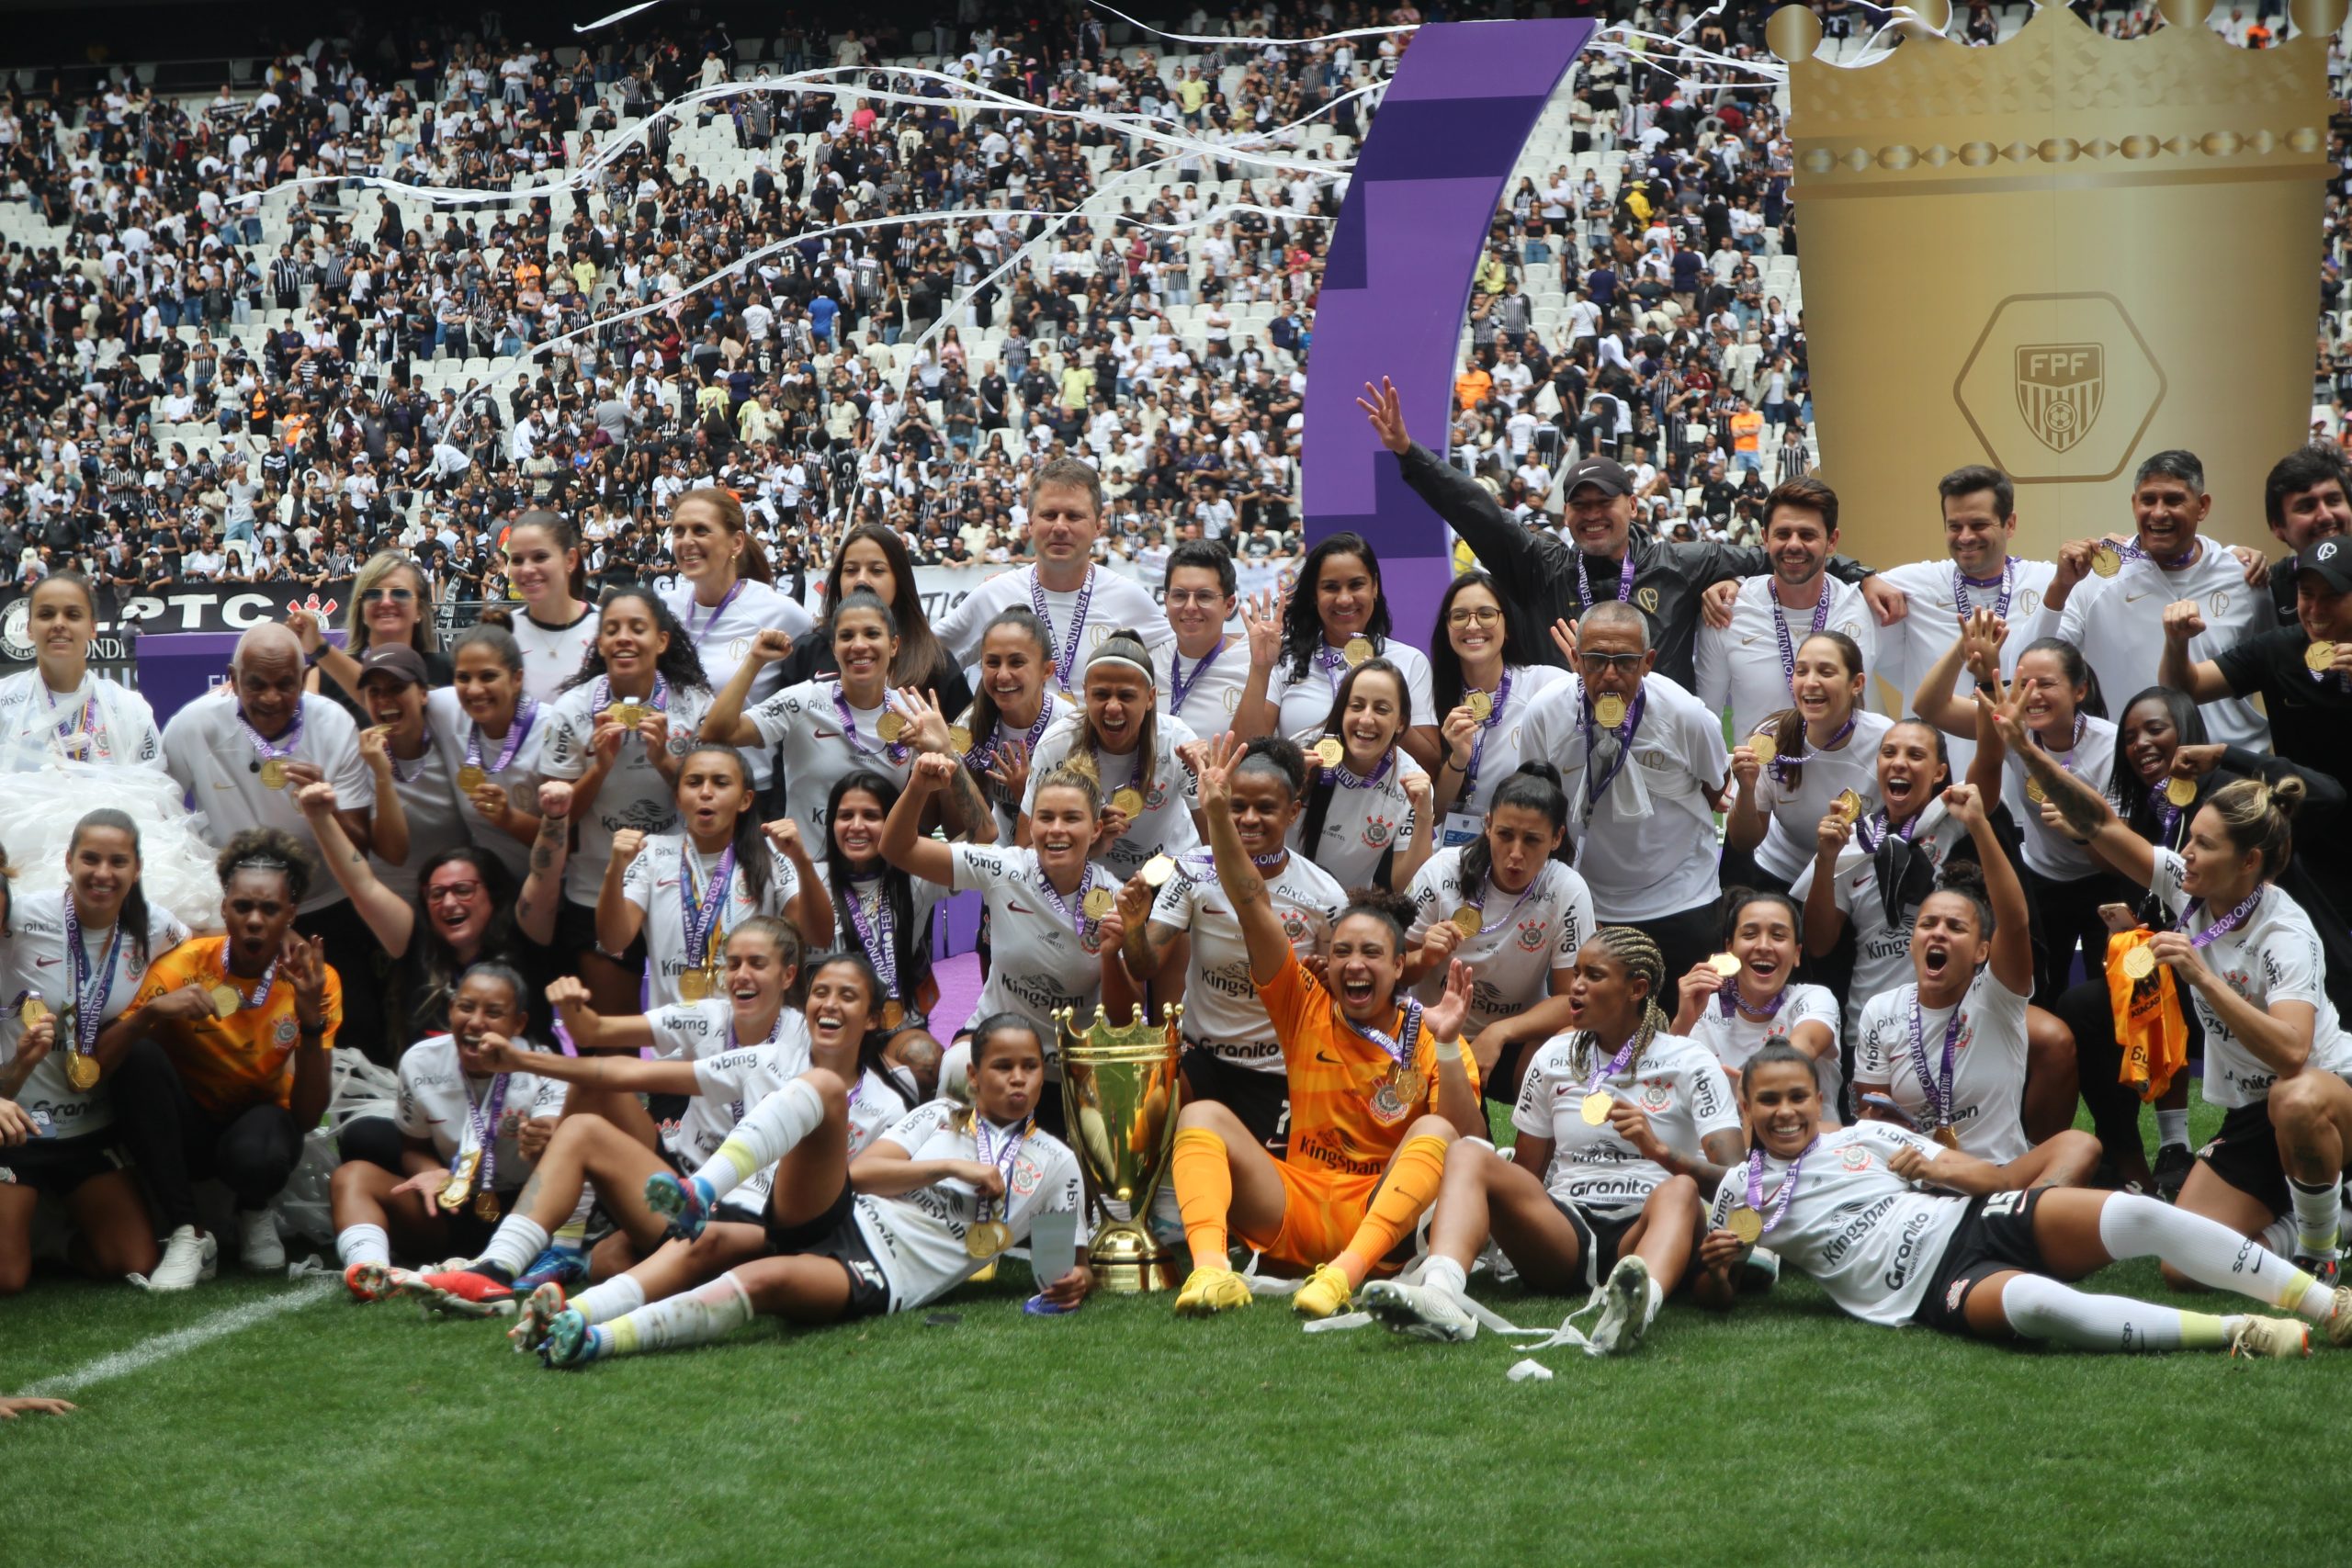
[[955, 1010, 1048, 1131], [2109, 686, 2209, 844], [453, 960, 533, 1036], [1334, 886, 1420, 963], [821, 521, 947, 690], [1033, 760, 1103, 818], [829, 587, 902, 683], [800, 949, 910, 1109], [1282, 532, 1394, 682], [1926, 863, 1996, 939], [68, 808, 152, 969], [1462, 761, 1568, 892], [1429, 570, 1531, 712], [1582, 925, 1670, 1070], [1739, 1032, 1816, 1100], [2206, 773, 2304, 884], [563, 584, 710, 694], [2017, 635, 2106, 722], [503, 508, 589, 600], [1070, 627, 1159, 810], [729, 914, 807, 1007], [822, 771, 928, 1004], [216, 827, 315, 905], [966, 607, 1053, 752], [1761, 629, 1865, 791], [675, 484, 773, 584], [1295, 660, 1411, 875], [678, 743, 774, 911]]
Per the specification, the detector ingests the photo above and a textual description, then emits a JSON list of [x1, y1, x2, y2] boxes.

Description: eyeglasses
[[360, 587, 416, 604], [1164, 589, 1227, 608], [424, 883, 482, 903], [1580, 653, 1646, 674], [1446, 606, 1502, 627]]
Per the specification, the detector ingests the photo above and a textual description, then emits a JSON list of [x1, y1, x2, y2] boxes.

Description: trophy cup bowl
[[1056, 1002, 1183, 1292]]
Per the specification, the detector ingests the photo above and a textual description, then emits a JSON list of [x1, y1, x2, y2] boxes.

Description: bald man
[[163, 624, 384, 1060]]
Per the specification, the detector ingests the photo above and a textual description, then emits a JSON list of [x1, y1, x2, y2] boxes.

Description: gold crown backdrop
[[1773, 0, 2345, 559]]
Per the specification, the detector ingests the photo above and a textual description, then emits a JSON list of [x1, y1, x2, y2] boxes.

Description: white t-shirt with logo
[[1023, 712, 1202, 881], [537, 679, 716, 905], [393, 1034, 571, 1189], [507, 606, 600, 707], [933, 565, 1170, 698], [1272, 637, 1436, 738], [423, 686, 548, 883], [847, 1100, 1084, 1311], [745, 678, 919, 850], [161, 691, 377, 913], [1746, 710, 1895, 884], [1790, 802, 1971, 1050], [946, 844, 1112, 1048], [621, 836, 802, 1009], [1148, 847, 1345, 1070], [0, 892, 188, 1139], [1510, 1031, 1738, 1215], [1403, 850, 1595, 1039], [1873, 557, 2056, 773], [1685, 980, 1843, 1105], [662, 578, 813, 788], [372, 729, 471, 905], [1435, 663, 1570, 822], [1855, 964, 2031, 1162], [2000, 714, 2120, 881], [2034, 543, 2268, 750], [1159, 637, 1251, 737], [1693, 574, 1880, 748], [0, 670, 164, 775], [1288, 747, 1426, 892]]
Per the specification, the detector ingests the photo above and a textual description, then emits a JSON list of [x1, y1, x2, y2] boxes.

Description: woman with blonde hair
[[288, 550, 450, 728]]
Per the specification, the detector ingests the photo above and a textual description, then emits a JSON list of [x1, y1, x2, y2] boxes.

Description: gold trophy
[[1772, 0, 2342, 566], [1056, 1002, 1184, 1293]]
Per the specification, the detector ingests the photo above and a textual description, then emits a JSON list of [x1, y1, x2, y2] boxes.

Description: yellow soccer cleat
[[1173, 1265, 1253, 1317], [1292, 1262, 1352, 1320], [2228, 1315, 2312, 1359]]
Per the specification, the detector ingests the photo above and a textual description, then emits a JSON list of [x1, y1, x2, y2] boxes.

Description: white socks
[[1999, 1271, 2225, 1353], [2288, 1176, 2341, 1260], [335, 1224, 390, 1269], [1643, 1274, 1666, 1328], [2154, 1109, 2189, 1148], [2097, 1191, 2334, 1319], [1420, 1254, 1469, 1300], [692, 1077, 826, 1199], [571, 1274, 647, 1326], [604, 1270, 753, 1358], [475, 1215, 550, 1279]]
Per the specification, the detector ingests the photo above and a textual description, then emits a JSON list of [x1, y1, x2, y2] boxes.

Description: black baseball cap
[[1561, 457, 1633, 499], [356, 644, 429, 687], [2297, 536, 2352, 594]]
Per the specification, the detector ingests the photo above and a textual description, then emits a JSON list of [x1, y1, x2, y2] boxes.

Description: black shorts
[[1913, 1188, 2052, 1337], [1487, 1036, 1541, 1108], [765, 1181, 888, 1320], [1182, 1045, 1289, 1155], [0, 1133, 127, 1201], [2197, 1098, 2293, 1216], [555, 897, 648, 968], [1552, 1197, 1640, 1293]]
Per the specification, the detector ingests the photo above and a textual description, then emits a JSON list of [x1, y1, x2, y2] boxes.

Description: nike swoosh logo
[[1008, 902, 1034, 916], [33, 956, 58, 966], [1740, 635, 1760, 646], [211, 782, 236, 791], [2125, 591, 2153, 604], [1315, 1049, 1342, 1064]]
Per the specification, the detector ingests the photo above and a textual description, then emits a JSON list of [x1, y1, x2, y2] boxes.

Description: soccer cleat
[[514, 1245, 590, 1292], [1585, 1255, 1653, 1358], [2325, 1286, 2352, 1348], [2292, 1254, 2342, 1290], [643, 1172, 715, 1241], [141, 1225, 219, 1292], [1172, 1265, 1253, 1317], [1360, 1279, 1476, 1342], [2151, 1143, 2195, 1204], [2228, 1315, 2312, 1359], [402, 1268, 516, 1318], [1291, 1262, 1352, 1320], [508, 1282, 569, 1353], [344, 1262, 399, 1303], [239, 1210, 285, 1272], [538, 1308, 594, 1369]]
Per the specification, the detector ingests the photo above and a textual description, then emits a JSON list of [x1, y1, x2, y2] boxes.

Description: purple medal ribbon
[[2116, 537, 2199, 572], [1030, 566, 1096, 692], [1033, 860, 1102, 943], [45, 682, 96, 758], [1316, 642, 1352, 695], [971, 1111, 1034, 1227], [679, 842, 737, 972], [685, 577, 746, 639], [1768, 710, 1859, 784], [842, 876, 899, 1002], [235, 705, 303, 771], [2030, 710, 2088, 793], [1717, 971, 1790, 1021], [466, 696, 537, 779], [1460, 668, 1515, 795], [1769, 585, 1835, 697], [832, 682, 910, 766], [1856, 807, 1919, 854], [1463, 862, 1547, 941], [1578, 1027, 1645, 1102], [2180, 886, 2262, 950], [1952, 556, 2018, 624], [388, 728, 435, 784], [1577, 685, 1646, 811], [1738, 1135, 1817, 1239], [1348, 997, 1426, 1073], [1905, 990, 1965, 1134], [456, 1066, 512, 1194], [1575, 547, 1637, 611], [966, 702, 1057, 776], [59, 895, 124, 1055], [592, 674, 672, 735], [2146, 783, 2186, 848], [1329, 748, 1397, 791], [1168, 642, 1222, 716], [215, 937, 278, 1014]]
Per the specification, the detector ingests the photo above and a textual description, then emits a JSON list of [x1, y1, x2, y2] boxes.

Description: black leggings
[[2022, 866, 2132, 1010], [2052, 976, 2202, 1167], [107, 1039, 304, 1230], [299, 897, 391, 1067]]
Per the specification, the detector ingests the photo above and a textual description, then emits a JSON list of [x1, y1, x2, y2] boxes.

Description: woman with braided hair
[[1362, 926, 1745, 1357]]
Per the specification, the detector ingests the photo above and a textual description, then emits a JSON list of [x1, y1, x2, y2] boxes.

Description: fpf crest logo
[[2014, 344, 2103, 454]]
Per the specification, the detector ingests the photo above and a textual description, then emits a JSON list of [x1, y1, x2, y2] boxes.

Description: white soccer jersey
[[812, 862, 944, 1028], [1149, 847, 1345, 1071], [1745, 710, 1894, 884], [847, 1099, 1084, 1311], [393, 1033, 571, 1188], [1437, 663, 1569, 822], [371, 732, 470, 904], [707, 1060, 908, 1219], [745, 678, 918, 849], [1288, 746, 1426, 892], [1874, 556, 2056, 773], [1521, 673, 1726, 922], [962, 694, 1079, 844], [1510, 1032, 1739, 1215], [0, 892, 187, 1139], [1023, 712, 1202, 881], [1999, 714, 2119, 880], [1271, 636, 1436, 738], [1703, 1121, 1967, 1328], [1790, 802, 1971, 1049], [1693, 574, 1880, 748], [161, 691, 376, 913], [423, 687, 548, 882], [946, 844, 1112, 1047], [1685, 979, 1843, 1107], [0, 669, 164, 774], [933, 565, 1170, 697], [642, 998, 815, 1169], [1160, 637, 1251, 737], [507, 605, 600, 706], [1855, 965, 2032, 1162], [663, 578, 813, 788], [536, 678, 715, 905], [1403, 850, 1595, 1038], [2033, 543, 2268, 750], [622, 837, 802, 1009], [2146, 849, 2352, 1108]]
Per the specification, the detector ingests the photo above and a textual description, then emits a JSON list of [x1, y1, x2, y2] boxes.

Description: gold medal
[[1342, 636, 1374, 667], [949, 724, 974, 755], [64, 1051, 98, 1091], [678, 968, 711, 1003], [1081, 886, 1116, 919], [17, 997, 45, 1028], [209, 983, 242, 1018], [2120, 944, 2157, 981], [440, 1148, 479, 1211], [1830, 789, 1862, 821], [474, 1190, 501, 1223], [1450, 906, 1484, 938], [1725, 1206, 1764, 1245], [1709, 952, 1743, 977], [1139, 853, 1177, 888], [1312, 737, 1344, 769], [876, 710, 907, 744], [606, 702, 646, 729], [1579, 1091, 1613, 1126], [2165, 775, 2199, 807], [966, 1219, 1010, 1258], [1933, 1124, 1961, 1150], [2306, 639, 2337, 674], [2026, 777, 2047, 806], [2088, 543, 2122, 578], [1110, 787, 1144, 819], [1593, 694, 1627, 729], [881, 999, 906, 1030], [258, 758, 288, 790], [458, 764, 488, 793], [1465, 689, 1493, 721], [1749, 732, 1777, 765]]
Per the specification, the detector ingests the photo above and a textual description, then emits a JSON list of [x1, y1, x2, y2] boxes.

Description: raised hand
[[1195, 729, 1246, 810], [1425, 957, 1474, 1043], [749, 627, 795, 663], [910, 750, 957, 793], [1355, 375, 1410, 456], [281, 933, 328, 1025], [2162, 598, 2207, 647], [895, 685, 954, 753], [296, 780, 339, 818], [1241, 589, 1283, 671], [1941, 782, 1985, 830], [537, 779, 575, 819], [610, 828, 647, 865]]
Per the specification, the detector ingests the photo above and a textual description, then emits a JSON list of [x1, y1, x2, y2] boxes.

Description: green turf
[[0, 1091, 2338, 1567]]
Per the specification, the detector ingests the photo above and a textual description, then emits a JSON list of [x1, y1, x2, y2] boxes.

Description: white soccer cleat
[[142, 1225, 219, 1292], [239, 1210, 285, 1272], [1360, 1279, 1477, 1343], [1584, 1255, 1652, 1358]]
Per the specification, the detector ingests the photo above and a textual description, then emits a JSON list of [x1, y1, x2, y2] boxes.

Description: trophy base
[[1086, 1218, 1179, 1294]]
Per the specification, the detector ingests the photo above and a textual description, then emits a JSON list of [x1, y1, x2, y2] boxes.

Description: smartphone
[[1028, 1207, 1079, 1292], [1860, 1093, 1918, 1131], [2098, 902, 2141, 935]]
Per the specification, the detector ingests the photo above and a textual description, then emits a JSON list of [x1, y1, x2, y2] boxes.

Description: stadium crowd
[[6, 0, 2352, 1382]]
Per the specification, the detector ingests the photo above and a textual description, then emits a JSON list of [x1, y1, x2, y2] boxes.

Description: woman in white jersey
[[327, 964, 569, 1292], [0, 815, 188, 1292], [1107, 737, 1347, 1153], [1159, 539, 1254, 737], [1426, 570, 1566, 848], [1724, 631, 1892, 897], [1673, 888, 1839, 1104], [537, 586, 717, 1013], [1689, 1042, 2345, 1356], [1403, 761, 1594, 1105], [954, 607, 1076, 845], [597, 742, 829, 1009], [533, 1011, 1088, 1367], [775, 522, 970, 714], [497, 511, 599, 705], [1362, 927, 1745, 1356], [815, 771, 945, 1101], [1024, 629, 1201, 881], [424, 621, 546, 882], [1250, 532, 1439, 772], [1999, 712, 2352, 1285], [0, 573, 163, 773], [661, 487, 813, 807], [1288, 659, 1434, 892]]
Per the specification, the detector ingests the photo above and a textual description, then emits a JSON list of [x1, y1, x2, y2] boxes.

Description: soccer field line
[[24, 1280, 338, 1396]]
